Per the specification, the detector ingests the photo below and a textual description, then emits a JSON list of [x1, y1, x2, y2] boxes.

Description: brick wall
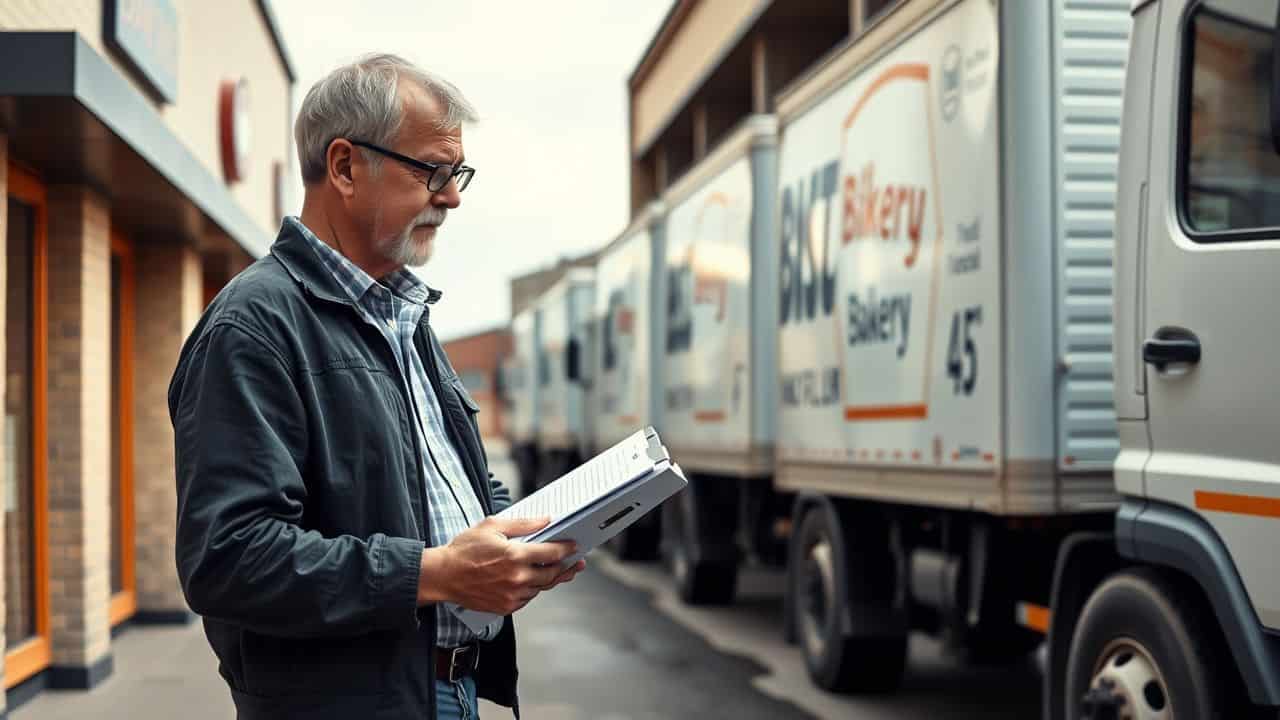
[[132, 242, 202, 615], [45, 184, 112, 674], [442, 328, 512, 440]]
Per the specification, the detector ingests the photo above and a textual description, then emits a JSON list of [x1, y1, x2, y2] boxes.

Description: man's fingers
[[525, 564, 562, 589], [552, 560, 586, 583], [516, 540, 577, 566], [480, 515, 551, 539]]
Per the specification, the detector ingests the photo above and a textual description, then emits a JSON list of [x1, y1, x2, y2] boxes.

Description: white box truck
[[587, 205, 667, 557], [498, 0, 1280, 713], [530, 268, 596, 489], [503, 307, 541, 496], [643, 0, 1280, 717]]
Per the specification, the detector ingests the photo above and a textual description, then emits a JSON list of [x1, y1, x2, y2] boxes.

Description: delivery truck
[[529, 268, 596, 490], [510, 0, 1280, 715]]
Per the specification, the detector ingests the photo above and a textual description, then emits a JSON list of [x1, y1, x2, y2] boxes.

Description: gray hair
[[294, 53, 478, 184]]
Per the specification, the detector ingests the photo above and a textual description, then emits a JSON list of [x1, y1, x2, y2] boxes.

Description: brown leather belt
[[435, 643, 480, 683]]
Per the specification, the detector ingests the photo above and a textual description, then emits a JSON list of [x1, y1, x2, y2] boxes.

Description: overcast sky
[[271, 0, 673, 341]]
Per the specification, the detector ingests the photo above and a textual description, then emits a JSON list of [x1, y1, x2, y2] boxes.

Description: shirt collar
[[287, 216, 440, 306]]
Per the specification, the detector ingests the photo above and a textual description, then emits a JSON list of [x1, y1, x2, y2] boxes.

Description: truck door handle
[[1143, 328, 1201, 371]]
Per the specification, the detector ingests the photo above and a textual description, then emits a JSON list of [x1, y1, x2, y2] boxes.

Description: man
[[169, 54, 584, 720]]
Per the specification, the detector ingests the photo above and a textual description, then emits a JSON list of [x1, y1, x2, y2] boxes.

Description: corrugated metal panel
[[1054, 0, 1131, 470]]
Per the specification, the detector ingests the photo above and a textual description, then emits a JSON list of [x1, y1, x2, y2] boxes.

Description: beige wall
[[631, 0, 766, 155], [0, 0, 292, 237], [164, 1, 291, 236]]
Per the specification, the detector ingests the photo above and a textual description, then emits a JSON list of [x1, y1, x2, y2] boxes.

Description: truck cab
[[1052, 0, 1280, 717]]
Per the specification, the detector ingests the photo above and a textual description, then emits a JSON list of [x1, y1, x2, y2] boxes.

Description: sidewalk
[[14, 621, 232, 720]]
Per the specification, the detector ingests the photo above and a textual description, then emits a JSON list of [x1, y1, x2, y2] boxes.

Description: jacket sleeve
[[488, 471, 512, 514], [170, 321, 426, 638]]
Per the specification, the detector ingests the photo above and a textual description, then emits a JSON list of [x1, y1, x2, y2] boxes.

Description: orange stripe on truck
[[694, 411, 726, 423], [1195, 490, 1280, 519], [1017, 602, 1051, 634], [844, 403, 928, 421]]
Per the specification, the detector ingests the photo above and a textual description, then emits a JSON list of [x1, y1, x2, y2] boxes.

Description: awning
[[0, 32, 273, 258]]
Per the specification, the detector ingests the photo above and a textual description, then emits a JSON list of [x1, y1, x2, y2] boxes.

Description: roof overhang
[[0, 32, 273, 257]]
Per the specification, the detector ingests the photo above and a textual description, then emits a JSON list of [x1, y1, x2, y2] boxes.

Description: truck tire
[[792, 503, 906, 693], [1065, 568, 1230, 720], [663, 475, 738, 605]]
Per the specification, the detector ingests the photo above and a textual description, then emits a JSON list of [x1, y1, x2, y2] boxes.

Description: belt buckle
[[449, 644, 477, 684]]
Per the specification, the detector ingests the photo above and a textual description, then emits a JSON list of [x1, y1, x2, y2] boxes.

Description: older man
[[169, 54, 583, 720]]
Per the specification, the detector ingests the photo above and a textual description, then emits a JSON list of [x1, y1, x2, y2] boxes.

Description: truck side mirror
[[565, 338, 582, 383]]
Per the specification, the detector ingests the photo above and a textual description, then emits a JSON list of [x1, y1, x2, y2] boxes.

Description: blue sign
[[104, 0, 179, 103]]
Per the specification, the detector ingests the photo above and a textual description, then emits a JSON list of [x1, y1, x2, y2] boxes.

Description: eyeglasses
[[349, 140, 475, 192]]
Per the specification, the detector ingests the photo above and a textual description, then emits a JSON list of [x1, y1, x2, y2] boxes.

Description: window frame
[[4, 161, 51, 690], [108, 229, 137, 628], [1176, 0, 1280, 243]]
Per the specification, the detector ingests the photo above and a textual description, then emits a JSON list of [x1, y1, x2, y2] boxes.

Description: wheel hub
[[1082, 639, 1172, 720], [799, 540, 836, 661]]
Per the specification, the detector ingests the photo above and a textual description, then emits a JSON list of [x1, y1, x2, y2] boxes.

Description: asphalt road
[[487, 447, 1044, 720]]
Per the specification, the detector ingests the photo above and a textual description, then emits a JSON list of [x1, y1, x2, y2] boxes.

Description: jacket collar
[[270, 217, 443, 306]]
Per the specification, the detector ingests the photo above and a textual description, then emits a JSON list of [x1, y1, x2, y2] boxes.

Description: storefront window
[[5, 198, 37, 648]]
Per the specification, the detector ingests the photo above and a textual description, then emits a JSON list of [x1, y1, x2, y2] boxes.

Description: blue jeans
[[436, 676, 479, 720]]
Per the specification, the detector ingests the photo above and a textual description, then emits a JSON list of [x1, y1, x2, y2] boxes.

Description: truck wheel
[[663, 476, 738, 605], [1065, 568, 1229, 720], [792, 503, 906, 693]]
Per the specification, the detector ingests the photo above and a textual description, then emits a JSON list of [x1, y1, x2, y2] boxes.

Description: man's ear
[[326, 138, 356, 198]]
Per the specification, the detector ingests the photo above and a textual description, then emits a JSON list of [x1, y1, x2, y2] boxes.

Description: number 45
[[947, 306, 981, 395]]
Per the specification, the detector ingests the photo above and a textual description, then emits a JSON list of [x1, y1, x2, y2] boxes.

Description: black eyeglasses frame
[[349, 139, 474, 192]]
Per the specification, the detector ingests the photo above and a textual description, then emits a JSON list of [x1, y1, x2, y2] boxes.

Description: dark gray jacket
[[169, 221, 519, 719]]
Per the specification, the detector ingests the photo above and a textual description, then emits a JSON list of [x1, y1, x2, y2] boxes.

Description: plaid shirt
[[291, 217, 501, 645]]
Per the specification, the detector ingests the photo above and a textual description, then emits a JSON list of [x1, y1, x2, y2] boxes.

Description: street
[[17, 450, 1041, 719]]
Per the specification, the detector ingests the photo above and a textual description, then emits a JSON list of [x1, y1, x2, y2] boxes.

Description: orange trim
[[1019, 602, 1051, 634], [694, 410, 726, 423], [5, 161, 52, 688], [844, 403, 928, 421], [110, 230, 137, 626], [617, 414, 639, 425], [109, 591, 137, 627], [4, 638, 51, 688], [1195, 490, 1280, 519]]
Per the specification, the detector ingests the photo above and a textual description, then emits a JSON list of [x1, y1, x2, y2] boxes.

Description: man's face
[[356, 83, 465, 269]]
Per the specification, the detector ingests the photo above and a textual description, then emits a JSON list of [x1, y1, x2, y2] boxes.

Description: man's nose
[[432, 181, 462, 209]]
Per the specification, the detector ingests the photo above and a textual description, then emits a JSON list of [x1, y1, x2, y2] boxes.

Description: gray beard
[[378, 227, 433, 267]]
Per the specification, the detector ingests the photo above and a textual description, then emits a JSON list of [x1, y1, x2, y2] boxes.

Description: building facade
[[441, 327, 512, 442], [628, 0, 904, 216], [0, 0, 293, 712]]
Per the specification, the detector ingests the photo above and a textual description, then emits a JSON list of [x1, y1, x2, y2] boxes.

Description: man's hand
[[417, 516, 588, 615]]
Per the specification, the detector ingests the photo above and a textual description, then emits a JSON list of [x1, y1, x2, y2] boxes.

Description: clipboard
[[448, 427, 686, 633]]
